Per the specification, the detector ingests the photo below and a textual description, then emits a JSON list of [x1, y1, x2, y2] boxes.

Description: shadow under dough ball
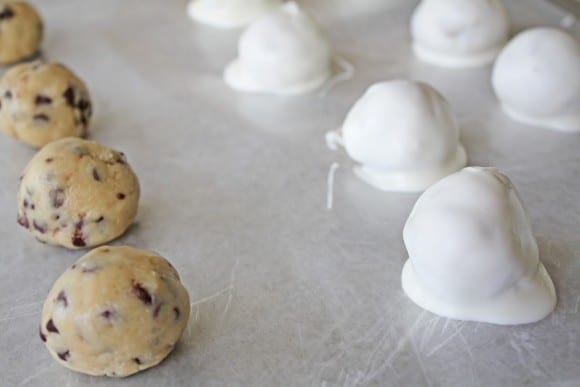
[[0, 61, 92, 148], [0, 1, 43, 64], [17, 137, 140, 249], [40, 246, 191, 377]]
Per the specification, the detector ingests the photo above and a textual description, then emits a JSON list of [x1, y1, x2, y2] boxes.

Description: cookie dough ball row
[[0, 2, 95, 148]]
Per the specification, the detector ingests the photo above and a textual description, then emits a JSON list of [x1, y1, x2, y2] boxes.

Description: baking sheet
[[1, 0, 580, 386]]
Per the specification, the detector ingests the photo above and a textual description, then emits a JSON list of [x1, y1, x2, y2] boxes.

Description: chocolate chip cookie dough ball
[[0, 61, 92, 148], [40, 246, 191, 377], [17, 138, 139, 249], [0, 1, 43, 64]]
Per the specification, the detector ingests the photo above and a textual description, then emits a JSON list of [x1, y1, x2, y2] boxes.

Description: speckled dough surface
[[0, 1, 42, 64], [40, 246, 191, 377], [17, 137, 139, 249], [0, 61, 92, 147]]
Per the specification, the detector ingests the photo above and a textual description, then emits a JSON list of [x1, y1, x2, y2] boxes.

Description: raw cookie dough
[[17, 138, 139, 249], [492, 28, 580, 132], [326, 80, 467, 192], [40, 246, 191, 377], [0, 1, 43, 64], [401, 167, 557, 325], [224, 2, 333, 96], [187, 0, 282, 29], [411, 0, 510, 68], [0, 61, 92, 148]]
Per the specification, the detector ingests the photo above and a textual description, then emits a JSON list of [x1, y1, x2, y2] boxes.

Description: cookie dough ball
[[187, 0, 282, 29], [327, 80, 467, 192], [224, 2, 333, 95], [402, 167, 556, 325], [0, 61, 92, 148], [17, 138, 139, 249], [0, 1, 43, 64], [492, 28, 580, 132], [40, 246, 191, 377], [411, 0, 510, 68]]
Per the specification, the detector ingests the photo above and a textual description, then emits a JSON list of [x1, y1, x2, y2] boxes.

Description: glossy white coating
[[402, 167, 557, 325], [187, 0, 282, 29], [411, 0, 510, 68], [328, 80, 467, 192], [224, 2, 333, 95], [492, 28, 580, 132]]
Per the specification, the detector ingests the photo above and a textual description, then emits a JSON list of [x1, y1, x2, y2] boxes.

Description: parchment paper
[[1, 1, 579, 386]]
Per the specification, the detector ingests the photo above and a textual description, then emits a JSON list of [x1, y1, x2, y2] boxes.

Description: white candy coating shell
[[492, 28, 580, 132], [411, 0, 509, 68], [224, 2, 332, 95], [402, 167, 556, 325], [187, 0, 282, 29]]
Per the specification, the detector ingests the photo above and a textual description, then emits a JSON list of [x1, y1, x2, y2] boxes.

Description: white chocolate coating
[[402, 167, 557, 325], [224, 2, 333, 96], [492, 28, 580, 132], [332, 80, 466, 192], [411, 0, 510, 68], [40, 246, 190, 377], [187, 0, 282, 29]]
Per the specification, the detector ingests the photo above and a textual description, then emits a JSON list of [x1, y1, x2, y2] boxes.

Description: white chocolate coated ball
[[411, 0, 509, 68], [341, 80, 467, 192], [492, 28, 580, 132], [224, 2, 333, 95], [402, 167, 556, 325], [187, 0, 282, 29]]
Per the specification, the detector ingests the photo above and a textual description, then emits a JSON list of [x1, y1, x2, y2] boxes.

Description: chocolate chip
[[132, 283, 152, 305], [133, 357, 142, 365], [96, 216, 104, 223], [0, 7, 14, 20], [173, 307, 180, 320], [33, 114, 50, 123], [92, 168, 101, 182], [153, 304, 162, 318], [57, 350, 70, 361], [46, 319, 59, 334], [56, 291, 68, 307], [72, 235, 85, 247], [4, 90, 11, 99], [71, 264, 77, 269], [33, 220, 47, 233], [49, 188, 65, 208], [23, 199, 28, 208], [39, 327, 47, 342], [101, 309, 115, 319], [35, 95, 52, 105], [78, 99, 90, 110], [63, 87, 75, 107], [116, 193, 126, 200], [17, 215, 29, 229], [72, 219, 85, 247], [54, 214, 60, 220], [31, 204, 35, 210], [45, 158, 53, 163]]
